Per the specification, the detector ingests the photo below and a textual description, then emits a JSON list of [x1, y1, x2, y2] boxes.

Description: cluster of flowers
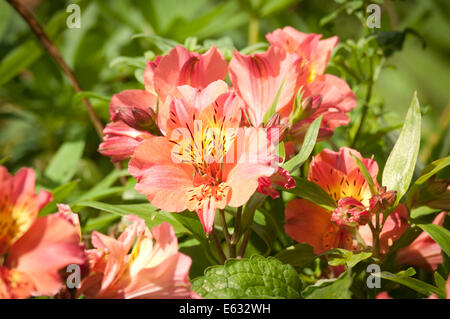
[[1, 27, 448, 299]]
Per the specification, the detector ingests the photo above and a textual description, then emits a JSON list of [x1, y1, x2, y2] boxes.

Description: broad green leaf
[[283, 177, 337, 211], [406, 156, 450, 206], [327, 249, 372, 268], [171, 211, 219, 264], [179, 238, 214, 278], [275, 244, 315, 268], [132, 34, 180, 53], [374, 268, 445, 298], [417, 223, 450, 256], [260, 0, 302, 17], [283, 116, 322, 172], [75, 169, 128, 202], [240, 42, 269, 55], [303, 271, 352, 299], [192, 255, 302, 299], [44, 140, 85, 184], [351, 153, 377, 195], [74, 201, 186, 234], [72, 91, 111, 110], [410, 206, 440, 219], [109, 56, 146, 69], [39, 180, 79, 216], [83, 213, 121, 232], [382, 92, 421, 203]]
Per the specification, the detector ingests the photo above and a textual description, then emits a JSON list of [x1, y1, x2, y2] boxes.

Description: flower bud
[[369, 186, 397, 214], [331, 197, 369, 227], [288, 91, 322, 128]]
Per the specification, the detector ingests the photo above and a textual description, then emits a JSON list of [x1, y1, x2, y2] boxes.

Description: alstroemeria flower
[[285, 199, 354, 254], [285, 147, 409, 255], [396, 212, 446, 272], [266, 27, 356, 141], [99, 45, 228, 162], [129, 89, 278, 234], [229, 45, 309, 128], [145, 45, 228, 102], [98, 121, 152, 162], [79, 216, 194, 299], [309, 147, 378, 204], [257, 167, 296, 199], [266, 27, 338, 82], [0, 166, 86, 298], [285, 148, 377, 253], [358, 204, 409, 255]]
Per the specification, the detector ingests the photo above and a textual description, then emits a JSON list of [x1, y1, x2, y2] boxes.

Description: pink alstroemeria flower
[[396, 212, 446, 272], [79, 216, 194, 299], [266, 27, 356, 141], [129, 88, 278, 234], [229, 45, 309, 128], [285, 147, 408, 255], [0, 167, 86, 299], [99, 45, 227, 162], [285, 148, 377, 253]]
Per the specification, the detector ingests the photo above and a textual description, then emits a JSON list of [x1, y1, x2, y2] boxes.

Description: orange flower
[[79, 216, 194, 299], [0, 167, 86, 298], [397, 212, 446, 272], [129, 87, 278, 234], [285, 147, 408, 255]]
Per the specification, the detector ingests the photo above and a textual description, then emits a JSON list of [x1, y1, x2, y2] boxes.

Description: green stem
[[351, 77, 373, 147], [238, 228, 252, 258], [210, 229, 226, 264], [248, 15, 259, 45], [219, 209, 233, 258]]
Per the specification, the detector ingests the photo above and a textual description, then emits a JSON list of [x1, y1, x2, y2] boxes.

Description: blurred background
[[0, 0, 449, 187]]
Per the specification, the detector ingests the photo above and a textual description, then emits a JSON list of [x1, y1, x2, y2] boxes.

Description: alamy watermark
[[366, 264, 381, 288], [66, 4, 81, 29], [367, 4, 381, 29]]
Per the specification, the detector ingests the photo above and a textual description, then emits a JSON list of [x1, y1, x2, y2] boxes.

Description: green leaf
[[0, 12, 67, 86], [382, 92, 421, 203], [350, 153, 377, 195], [75, 169, 128, 202], [171, 211, 219, 264], [192, 255, 302, 299], [326, 249, 372, 268], [44, 140, 85, 184], [38, 180, 79, 216], [241, 193, 267, 233], [410, 206, 440, 219], [374, 268, 445, 298], [283, 177, 337, 211], [259, 0, 302, 17], [83, 213, 121, 233], [74, 201, 186, 234], [262, 81, 285, 126], [303, 271, 352, 299], [406, 156, 450, 206], [417, 223, 450, 256], [109, 56, 146, 69], [275, 243, 316, 268], [240, 42, 269, 55], [132, 34, 180, 53], [283, 116, 322, 172]]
